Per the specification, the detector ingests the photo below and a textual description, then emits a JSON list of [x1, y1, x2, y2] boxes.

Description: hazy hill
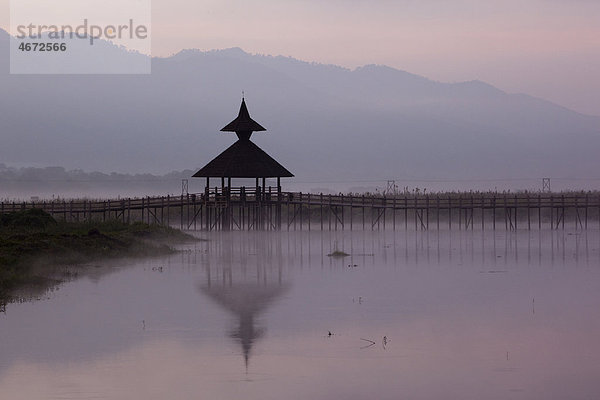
[[1, 28, 599, 192]]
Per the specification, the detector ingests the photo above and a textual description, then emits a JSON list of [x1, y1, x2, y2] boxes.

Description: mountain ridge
[[0, 27, 599, 191], [0, 26, 593, 116]]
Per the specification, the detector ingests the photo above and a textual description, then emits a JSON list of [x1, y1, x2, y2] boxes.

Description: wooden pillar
[[585, 193, 588, 230], [180, 194, 184, 230], [414, 197, 418, 231], [527, 195, 531, 230], [538, 194, 541, 230], [470, 196, 473, 231], [373, 196, 377, 231], [437, 196, 440, 230], [550, 195, 554, 230], [481, 195, 485, 231], [504, 194, 508, 231], [458, 196, 462, 230], [362, 195, 366, 230], [341, 195, 345, 231], [427, 195, 430, 230], [277, 177, 282, 230], [329, 194, 332, 231], [166, 195, 170, 227], [448, 196, 452, 231], [574, 196, 579, 230], [320, 193, 324, 231], [562, 195, 565, 230], [300, 192, 303, 231], [381, 195, 385, 231], [515, 194, 519, 231], [193, 197, 197, 231], [285, 194, 289, 231], [308, 193, 311, 231], [392, 196, 395, 231], [492, 195, 496, 230], [405, 197, 408, 231]]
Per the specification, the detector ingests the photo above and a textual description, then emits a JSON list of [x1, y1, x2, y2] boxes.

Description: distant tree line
[[0, 164, 194, 183]]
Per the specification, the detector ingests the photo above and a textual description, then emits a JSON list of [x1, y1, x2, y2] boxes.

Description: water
[[1, 230, 600, 400]]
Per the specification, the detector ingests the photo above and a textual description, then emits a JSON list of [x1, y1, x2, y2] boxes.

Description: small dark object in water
[[328, 250, 350, 257]]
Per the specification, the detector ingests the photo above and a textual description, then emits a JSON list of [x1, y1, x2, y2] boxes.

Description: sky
[[1, 0, 599, 116]]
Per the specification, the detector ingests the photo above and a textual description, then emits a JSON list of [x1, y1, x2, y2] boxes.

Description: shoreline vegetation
[[0, 209, 197, 302]]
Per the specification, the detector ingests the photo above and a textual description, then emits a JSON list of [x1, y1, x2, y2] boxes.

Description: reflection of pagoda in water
[[200, 265, 288, 371]]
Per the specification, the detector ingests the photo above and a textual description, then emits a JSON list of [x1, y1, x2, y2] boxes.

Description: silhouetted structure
[[193, 98, 293, 192], [9, 192, 600, 232], [190, 98, 293, 230]]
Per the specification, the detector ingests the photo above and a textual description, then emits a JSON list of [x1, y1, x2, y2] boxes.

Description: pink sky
[[2, 0, 599, 115]]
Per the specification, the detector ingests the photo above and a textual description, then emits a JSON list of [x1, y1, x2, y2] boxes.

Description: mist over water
[[1, 230, 600, 399]]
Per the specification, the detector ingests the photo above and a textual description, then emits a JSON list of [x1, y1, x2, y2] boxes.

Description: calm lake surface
[[1, 230, 600, 400]]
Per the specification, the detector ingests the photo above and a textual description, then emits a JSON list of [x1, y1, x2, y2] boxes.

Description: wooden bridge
[[2, 187, 599, 231]]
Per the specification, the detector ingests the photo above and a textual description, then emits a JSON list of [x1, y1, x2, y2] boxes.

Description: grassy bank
[[0, 209, 196, 300]]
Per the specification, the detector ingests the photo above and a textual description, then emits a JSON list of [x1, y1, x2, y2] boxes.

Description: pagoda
[[193, 98, 294, 193]]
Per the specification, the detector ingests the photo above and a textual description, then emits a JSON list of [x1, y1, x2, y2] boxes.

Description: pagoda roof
[[192, 139, 294, 178], [221, 99, 266, 133]]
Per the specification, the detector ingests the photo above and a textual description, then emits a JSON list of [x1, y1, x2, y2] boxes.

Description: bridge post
[[351, 195, 354, 231], [437, 196, 440, 230], [481, 195, 485, 231], [329, 194, 332, 231], [382, 194, 385, 231], [405, 197, 408, 231], [321, 193, 324, 231], [363, 195, 366, 230], [308, 193, 311, 231]]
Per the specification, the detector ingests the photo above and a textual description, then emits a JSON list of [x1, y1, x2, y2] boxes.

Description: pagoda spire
[[220, 98, 266, 140], [193, 98, 293, 179]]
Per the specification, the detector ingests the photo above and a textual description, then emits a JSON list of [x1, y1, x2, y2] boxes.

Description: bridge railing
[[1, 191, 599, 215], [283, 192, 600, 209]]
